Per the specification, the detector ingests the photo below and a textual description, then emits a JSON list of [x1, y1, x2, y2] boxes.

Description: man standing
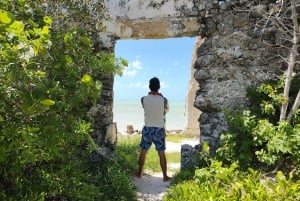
[[135, 77, 171, 181]]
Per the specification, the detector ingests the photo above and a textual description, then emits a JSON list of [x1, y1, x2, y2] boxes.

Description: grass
[[166, 132, 198, 142], [116, 133, 198, 174]]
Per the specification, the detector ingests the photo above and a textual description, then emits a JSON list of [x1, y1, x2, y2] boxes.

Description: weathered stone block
[[180, 144, 199, 171], [250, 5, 267, 18]]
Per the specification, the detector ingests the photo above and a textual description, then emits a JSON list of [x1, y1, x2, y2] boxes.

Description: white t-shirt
[[141, 94, 169, 128]]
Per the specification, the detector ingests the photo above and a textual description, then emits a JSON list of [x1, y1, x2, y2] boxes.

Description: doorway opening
[[113, 37, 196, 134]]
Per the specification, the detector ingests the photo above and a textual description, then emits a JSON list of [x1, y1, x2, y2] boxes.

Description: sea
[[113, 100, 186, 134]]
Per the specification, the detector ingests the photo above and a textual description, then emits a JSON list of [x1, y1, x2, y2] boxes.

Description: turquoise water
[[113, 100, 186, 133]]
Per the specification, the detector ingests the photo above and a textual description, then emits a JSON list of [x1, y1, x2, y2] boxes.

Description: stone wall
[[104, 0, 204, 39], [40, 0, 298, 157], [194, 1, 287, 153], [105, 0, 299, 155], [183, 37, 203, 136]]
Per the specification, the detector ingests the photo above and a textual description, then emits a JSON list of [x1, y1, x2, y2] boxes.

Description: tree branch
[[287, 89, 300, 122], [279, 0, 299, 122]]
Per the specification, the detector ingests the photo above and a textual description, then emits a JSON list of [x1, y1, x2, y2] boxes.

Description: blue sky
[[114, 37, 196, 102]]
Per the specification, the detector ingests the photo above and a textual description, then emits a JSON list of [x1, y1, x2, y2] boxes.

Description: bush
[[165, 77, 300, 200], [116, 136, 141, 174], [216, 79, 300, 174], [0, 1, 130, 200], [170, 170, 195, 185], [164, 161, 300, 201], [90, 160, 137, 201]]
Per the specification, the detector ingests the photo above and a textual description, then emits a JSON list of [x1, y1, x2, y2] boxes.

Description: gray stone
[[250, 5, 267, 18], [180, 144, 198, 170], [195, 55, 215, 68], [40, 0, 293, 167]]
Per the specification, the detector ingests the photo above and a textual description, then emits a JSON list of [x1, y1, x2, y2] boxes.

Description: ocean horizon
[[113, 99, 186, 133]]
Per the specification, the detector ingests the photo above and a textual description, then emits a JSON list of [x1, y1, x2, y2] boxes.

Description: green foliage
[[246, 80, 283, 124], [170, 170, 195, 185], [216, 75, 300, 173], [116, 135, 141, 174], [166, 133, 197, 142], [164, 161, 300, 201], [116, 134, 183, 174], [89, 160, 137, 201], [0, 1, 129, 200], [216, 110, 258, 169], [117, 134, 193, 174]]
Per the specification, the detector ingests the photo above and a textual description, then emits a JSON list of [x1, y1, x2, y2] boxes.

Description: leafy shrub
[[216, 78, 300, 173], [89, 160, 137, 201], [164, 161, 300, 201], [0, 1, 130, 200], [170, 170, 195, 185], [216, 110, 262, 169], [116, 135, 141, 174]]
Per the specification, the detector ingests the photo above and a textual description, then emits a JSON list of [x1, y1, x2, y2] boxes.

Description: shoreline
[[117, 128, 185, 136], [114, 100, 186, 135]]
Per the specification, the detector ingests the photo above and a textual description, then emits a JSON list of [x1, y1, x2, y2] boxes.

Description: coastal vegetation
[[164, 78, 300, 200], [117, 133, 192, 174], [0, 1, 133, 200], [164, 1, 300, 200], [1, 0, 299, 200]]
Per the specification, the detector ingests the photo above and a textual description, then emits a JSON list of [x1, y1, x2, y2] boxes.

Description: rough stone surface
[[40, 0, 298, 165], [104, 0, 215, 39], [193, 1, 286, 154], [180, 144, 199, 171], [183, 37, 203, 136]]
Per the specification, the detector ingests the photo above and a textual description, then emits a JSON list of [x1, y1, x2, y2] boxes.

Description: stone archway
[[113, 37, 197, 135], [103, 0, 209, 143], [41, 0, 286, 155], [103, 0, 284, 154]]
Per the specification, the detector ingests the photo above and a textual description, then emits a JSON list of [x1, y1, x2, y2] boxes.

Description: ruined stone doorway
[[113, 37, 200, 135]]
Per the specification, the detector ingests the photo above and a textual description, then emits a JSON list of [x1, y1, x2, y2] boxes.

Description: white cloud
[[127, 82, 149, 89], [160, 81, 169, 89], [123, 58, 143, 77], [129, 82, 142, 88], [127, 80, 168, 89]]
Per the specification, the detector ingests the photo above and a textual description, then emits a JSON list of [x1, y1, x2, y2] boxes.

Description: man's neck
[[149, 91, 162, 96]]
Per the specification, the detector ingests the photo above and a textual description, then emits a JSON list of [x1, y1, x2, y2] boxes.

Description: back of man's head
[[149, 77, 160, 92]]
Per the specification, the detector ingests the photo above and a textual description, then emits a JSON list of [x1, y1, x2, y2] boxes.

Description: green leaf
[[35, 70, 46, 77], [40, 99, 55, 106], [79, 36, 91, 46], [43, 16, 52, 25], [0, 115, 4, 122], [0, 10, 15, 26], [202, 141, 210, 154], [81, 74, 92, 83], [41, 25, 49, 35]]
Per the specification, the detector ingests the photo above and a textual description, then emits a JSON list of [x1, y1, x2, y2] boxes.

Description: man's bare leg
[[135, 149, 147, 178], [158, 151, 171, 181]]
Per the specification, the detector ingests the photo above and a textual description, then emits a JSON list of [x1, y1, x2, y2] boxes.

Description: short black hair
[[149, 77, 160, 92]]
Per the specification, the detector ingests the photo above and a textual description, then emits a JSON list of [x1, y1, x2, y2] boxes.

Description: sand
[[131, 139, 199, 201]]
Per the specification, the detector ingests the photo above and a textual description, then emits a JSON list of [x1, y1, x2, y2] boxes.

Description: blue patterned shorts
[[140, 126, 166, 151]]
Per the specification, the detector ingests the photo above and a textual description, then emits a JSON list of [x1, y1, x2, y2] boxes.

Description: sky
[[114, 37, 196, 102]]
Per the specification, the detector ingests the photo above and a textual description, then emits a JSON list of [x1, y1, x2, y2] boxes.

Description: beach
[[113, 100, 186, 134]]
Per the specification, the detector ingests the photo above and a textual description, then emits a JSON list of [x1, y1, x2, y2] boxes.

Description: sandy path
[[131, 140, 199, 201], [132, 173, 171, 201]]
